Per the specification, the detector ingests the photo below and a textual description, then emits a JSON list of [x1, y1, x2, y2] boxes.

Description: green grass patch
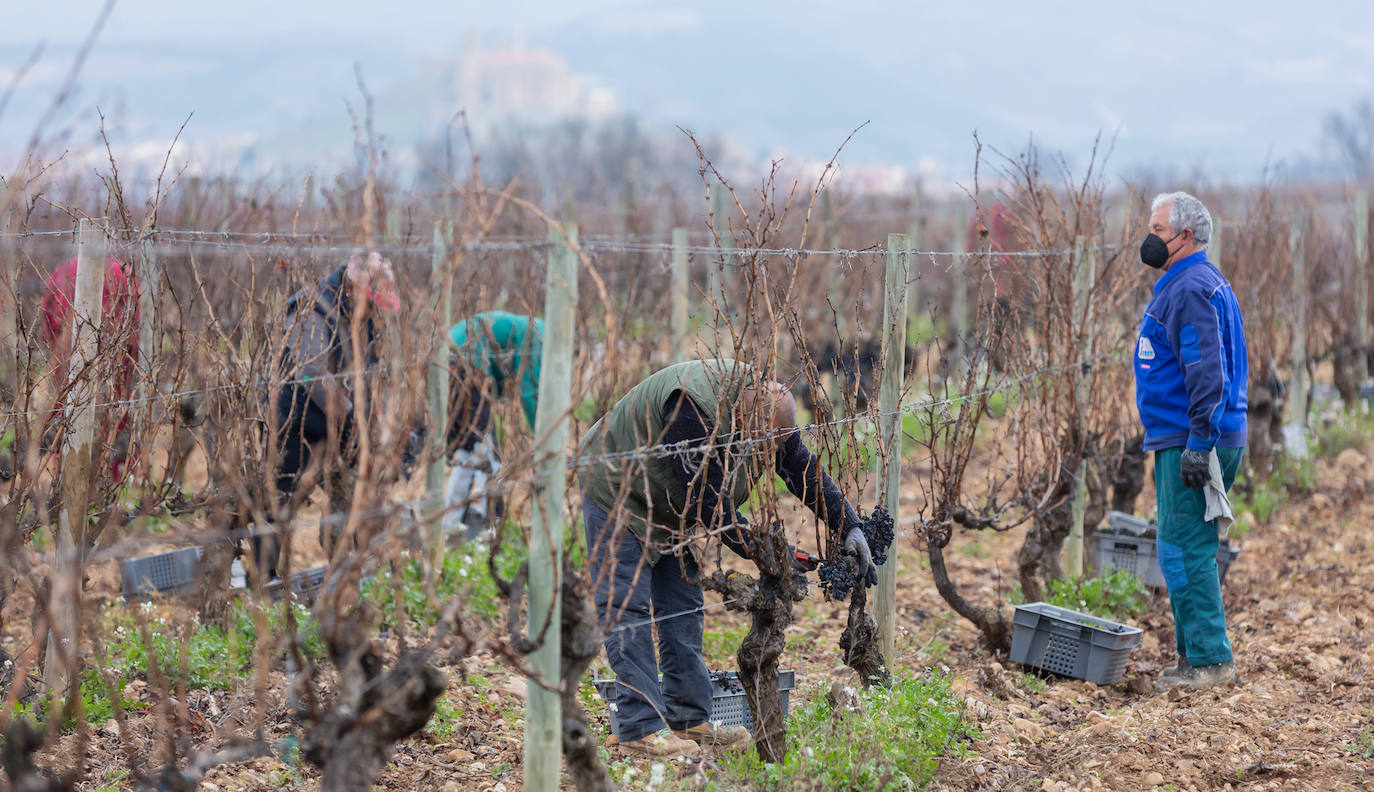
[[907, 315, 940, 346], [958, 541, 991, 560], [424, 696, 463, 740], [13, 599, 324, 731], [361, 521, 531, 628], [1353, 724, 1374, 761], [1238, 450, 1316, 530], [1046, 569, 1149, 623], [709, 672, 973, 791], [1010, 568, 1149, 624], [703, 623, 749, 664], [1314, 412, 1374, 459]]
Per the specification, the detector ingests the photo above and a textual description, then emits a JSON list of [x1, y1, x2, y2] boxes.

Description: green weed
[[710, 672, 973, 791], [1314, 413, 1374, 458], [361, 522, 528, 628], [425, 696, 462, 739], [703, 623, 750, 664], [13, 599, 323, 732], [1046, 569, 1149, 623], [908, 315, 938, 346], [1011, 568, 1149, 623], [1352, 726, 1374, 760], [958, 541, 991, 560]]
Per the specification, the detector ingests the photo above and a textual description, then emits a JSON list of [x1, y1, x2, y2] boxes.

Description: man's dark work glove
[[843, 527, 878, 587], [1180, 448, 1210, 490]]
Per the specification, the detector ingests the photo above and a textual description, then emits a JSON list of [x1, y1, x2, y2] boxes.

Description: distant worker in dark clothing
[[251, 252, 400, 580], [578, 359, 879, 757], [443, 311, 544, 537], [1133, 191, 1248, 689]]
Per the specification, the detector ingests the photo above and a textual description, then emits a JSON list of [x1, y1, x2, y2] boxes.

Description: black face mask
[[1140, 231, 1182, 269]]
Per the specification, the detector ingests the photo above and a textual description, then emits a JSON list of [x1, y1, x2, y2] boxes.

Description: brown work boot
[[675, 720, 752, 749], [1156, 660, 1238, 689], [611, 728, 700, 758], [1160, 655, 1192, 679]]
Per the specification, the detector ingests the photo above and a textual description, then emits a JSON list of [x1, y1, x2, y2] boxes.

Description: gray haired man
[[1133, 191, 1249, 688]]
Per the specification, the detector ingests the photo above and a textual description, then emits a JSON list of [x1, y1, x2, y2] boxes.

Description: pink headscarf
[[345, 251, 400, 313]]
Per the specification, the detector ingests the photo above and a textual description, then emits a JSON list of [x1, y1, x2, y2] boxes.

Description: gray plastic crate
[[1097, 525, 1240, 589], [1010, 602, 1143, 684], [262, 566, 329, 605], [121, 547, 202, 602], [1093, 530, 1167, 588], [1105, 510, 1155, 537], [594, 669, 797, 738], [1217, 541, 1240, 582]]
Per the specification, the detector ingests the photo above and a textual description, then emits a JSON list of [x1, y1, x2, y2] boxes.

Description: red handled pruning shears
[[793, 548, 822, 572]]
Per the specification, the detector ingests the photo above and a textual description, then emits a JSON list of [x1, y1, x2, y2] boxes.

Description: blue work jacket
[[1133, 251, 1248, 452]]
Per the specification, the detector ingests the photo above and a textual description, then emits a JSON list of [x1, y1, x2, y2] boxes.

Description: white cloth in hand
[[1203, 448, 1234, 538]]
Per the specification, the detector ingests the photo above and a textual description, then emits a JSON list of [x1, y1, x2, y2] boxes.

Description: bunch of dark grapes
[[861, 506, 895, 567], [818, 560, 857, 600]]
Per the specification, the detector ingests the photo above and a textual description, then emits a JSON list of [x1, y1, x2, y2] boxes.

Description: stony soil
[[8, 446, 1374, 791]]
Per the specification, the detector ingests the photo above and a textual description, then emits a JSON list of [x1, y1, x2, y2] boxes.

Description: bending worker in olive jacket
[[578, 359, 875, 757]]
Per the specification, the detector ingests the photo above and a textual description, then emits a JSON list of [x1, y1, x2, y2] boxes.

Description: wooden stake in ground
[[1065, 236, 1091, 579], [525, 222, 578, 792], [1356, 191, 1369, 385], [876, 233, 908, 663], [426, 221, 453, 568], [46, 218, 108, 695], [1289, 213, 1308, 430], [0, 211, 15, 393]]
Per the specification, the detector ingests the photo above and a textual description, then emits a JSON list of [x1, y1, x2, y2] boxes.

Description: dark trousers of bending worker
[[584, 498, 712, 742], [249, 383, 355, 581]]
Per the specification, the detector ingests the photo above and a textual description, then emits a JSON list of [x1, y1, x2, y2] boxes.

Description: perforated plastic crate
[[593, 669, 797, 738], [263, 566, 329, 605], [1105, 510, 1155, 537], [1093, 530, 1167, 588], [1217, 541, 1240, 582], [120, 547, 202, 602], [1097, 523, 1239, 588], [1010, 602, 1142, 684]]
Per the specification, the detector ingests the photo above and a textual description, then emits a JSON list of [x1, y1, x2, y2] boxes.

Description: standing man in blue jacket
[[1133, 191, 1248, 688]]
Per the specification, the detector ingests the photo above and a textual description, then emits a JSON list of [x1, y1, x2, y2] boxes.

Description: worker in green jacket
[[444, 311, 544, 537], [578, 359, 877, 757]]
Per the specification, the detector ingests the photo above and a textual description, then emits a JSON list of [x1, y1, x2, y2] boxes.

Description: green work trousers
[[1153, 446, 1243, 668]]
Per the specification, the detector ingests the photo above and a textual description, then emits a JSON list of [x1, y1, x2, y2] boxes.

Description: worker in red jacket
[[39, 257, 140, 480]]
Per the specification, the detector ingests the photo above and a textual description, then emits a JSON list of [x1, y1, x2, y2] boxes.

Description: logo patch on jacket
[[1137, 337, 1155, 360]]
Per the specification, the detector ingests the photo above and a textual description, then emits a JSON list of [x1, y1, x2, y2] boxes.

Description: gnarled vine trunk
[[838, 575, 889, 687], [559, 558, 614, 792], [702, 522, 798, 765]]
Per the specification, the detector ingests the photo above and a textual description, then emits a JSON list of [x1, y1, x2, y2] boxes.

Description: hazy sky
[[5, 0, 1374, 185]]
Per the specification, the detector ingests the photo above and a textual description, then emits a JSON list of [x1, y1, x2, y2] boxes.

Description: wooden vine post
[[525, 222, 578, 792], [45, 218, 108, 696], [876, 233, 909, 661], [426, 222, 453, 568]]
